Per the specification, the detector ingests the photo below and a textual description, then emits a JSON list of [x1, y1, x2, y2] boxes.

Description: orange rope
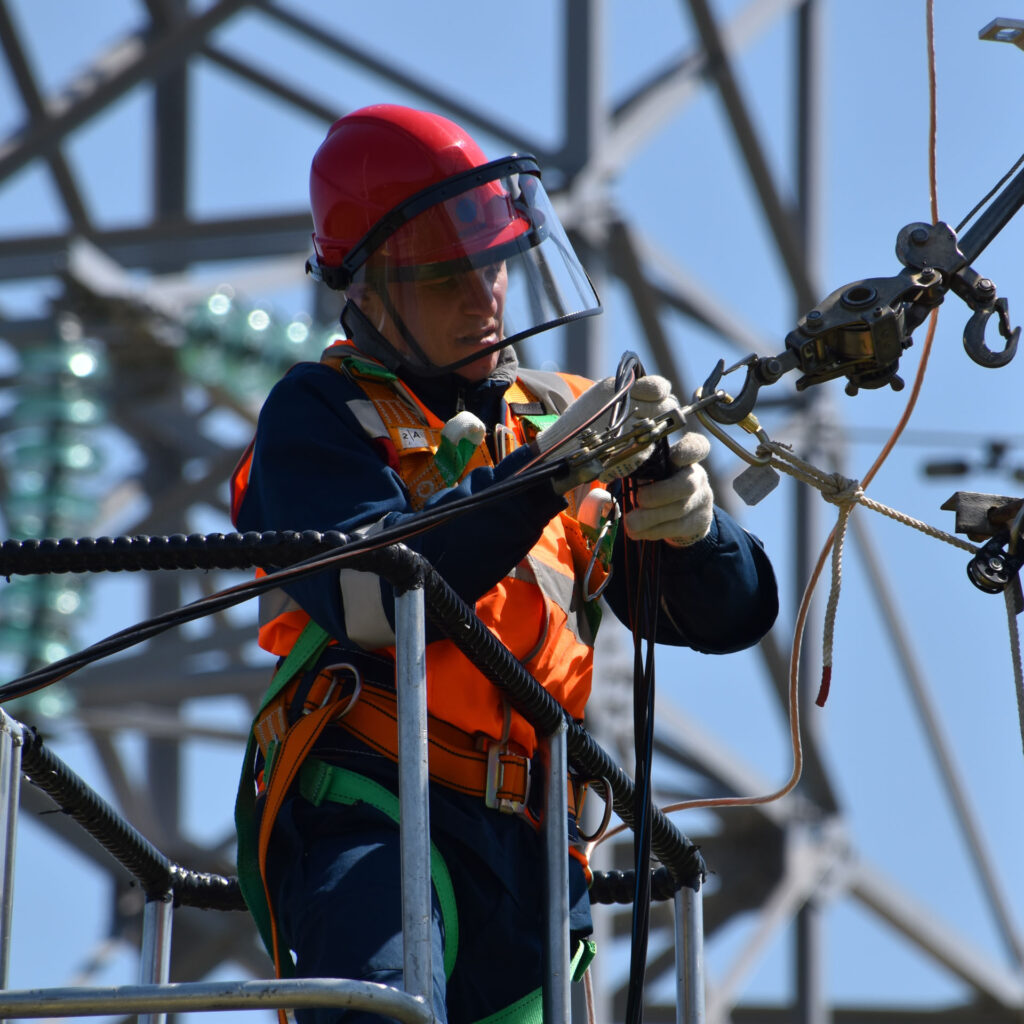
[[587, 2, 943, 845], [814, 0, 940, 703]]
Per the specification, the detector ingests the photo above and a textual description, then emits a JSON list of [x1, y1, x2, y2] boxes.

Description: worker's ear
[[346, 283, 387, 333]]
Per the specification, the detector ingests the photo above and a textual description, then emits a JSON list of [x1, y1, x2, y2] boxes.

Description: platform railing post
[[138, 895, 173, 1024], [0, 709, 22, 998], [541, 716, 570, 1024], [395, 585, 433, 1006], [675, 880, 706, 1024]]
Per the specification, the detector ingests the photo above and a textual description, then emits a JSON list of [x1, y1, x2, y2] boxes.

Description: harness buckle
[[482, 698, 529, 813], [484, 744, 530, 815]]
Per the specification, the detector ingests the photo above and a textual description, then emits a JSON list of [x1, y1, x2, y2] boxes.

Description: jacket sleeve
[[601, 507, 779, 654], [235, 363, 566, 646]]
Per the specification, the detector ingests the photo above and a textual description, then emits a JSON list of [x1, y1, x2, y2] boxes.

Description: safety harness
[[235, 616, 590, 992], [234, 347, 610, 996]]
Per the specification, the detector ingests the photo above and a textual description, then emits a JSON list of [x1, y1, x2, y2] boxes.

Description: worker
[[232, 103, 779, 1024]]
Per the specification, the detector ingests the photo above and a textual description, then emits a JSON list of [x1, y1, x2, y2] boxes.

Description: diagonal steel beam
[[201, 42, 339, 124], [605, 218, 680, 378], [850, 511, 1024, 966], [0, 2, 90, 229], [708, 823, 852, 1023], [0, 0, 251, 185], [602, 0, 807, 185], [258, 0, 557, 165], [611, 218, 775, 355], [850, 861, 1024, 1007], [684, 0, 817, 310]]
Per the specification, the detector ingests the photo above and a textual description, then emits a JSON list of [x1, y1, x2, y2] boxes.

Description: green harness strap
[[299, 758, 460, 980], [471, 987, 543, 1024], [234, 620, 333, 969], [468, 941, 593, 1024]]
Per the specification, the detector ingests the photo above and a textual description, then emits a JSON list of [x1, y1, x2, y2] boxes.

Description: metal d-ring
[[576, 776, 614, 844], [692, 386, 773, 468], [317, 662, 363, 719]]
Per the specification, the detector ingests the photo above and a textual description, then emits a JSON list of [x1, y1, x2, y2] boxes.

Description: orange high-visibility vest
[[231, 341, 605, 755]]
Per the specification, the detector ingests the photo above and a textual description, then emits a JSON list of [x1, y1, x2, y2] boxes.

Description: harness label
[[397, 427, 428, 449]]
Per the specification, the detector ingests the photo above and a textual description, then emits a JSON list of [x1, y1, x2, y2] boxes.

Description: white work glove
[[534, 375, 680, 492], [623, 432, 714, 547]]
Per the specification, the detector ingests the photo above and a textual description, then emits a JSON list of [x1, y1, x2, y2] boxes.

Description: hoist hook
[[700, 358, 762, 425], [963, 296, 1020, 369]]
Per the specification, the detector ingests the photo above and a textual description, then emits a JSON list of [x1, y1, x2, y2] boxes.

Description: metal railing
[[0, 533, 708, 1022]]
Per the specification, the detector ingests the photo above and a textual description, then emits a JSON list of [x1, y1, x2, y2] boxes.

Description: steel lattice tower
[[0, 2, 1022, 1022]]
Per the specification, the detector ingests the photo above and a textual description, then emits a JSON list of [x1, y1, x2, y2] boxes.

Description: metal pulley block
[[966, 537, 1024, 595], [943, 490, 1024, 611]]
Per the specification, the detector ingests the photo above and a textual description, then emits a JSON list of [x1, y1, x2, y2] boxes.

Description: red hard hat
[[306, 104, 602, 376], [309, 104, 528, 287]]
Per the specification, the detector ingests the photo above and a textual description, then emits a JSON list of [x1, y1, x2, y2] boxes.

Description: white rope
[[758, 440, 976, 553], [755, 439, 980, 688], [1003, 587, 1024, 758]]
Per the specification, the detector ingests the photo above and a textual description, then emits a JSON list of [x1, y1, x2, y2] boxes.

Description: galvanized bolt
[[873, 307, 883, 318], [918, 267, 935, 283], [990, 557, 1005, 573], [910, 227, 929, 245], [977, 278, 995, 294]]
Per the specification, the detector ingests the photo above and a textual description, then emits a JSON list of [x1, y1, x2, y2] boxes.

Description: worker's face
[[360, 262, 508, 382]]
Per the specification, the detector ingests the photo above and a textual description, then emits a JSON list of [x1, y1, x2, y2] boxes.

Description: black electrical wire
[[0, 363, 648, 703], [622, 529, 663, 1024], [17, 540, 703, 914], [0, 456, 568, 703], [608, 348, 663, 1024], [956, 150, 1024, 234]]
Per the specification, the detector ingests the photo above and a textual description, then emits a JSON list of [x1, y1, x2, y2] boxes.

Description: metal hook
[[583, 498, 620, 601], [963, 297, 1020, 369], [700, 358, 763, 424]]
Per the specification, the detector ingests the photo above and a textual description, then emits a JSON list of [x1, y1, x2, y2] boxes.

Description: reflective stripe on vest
[[240, 340, 601, 755]]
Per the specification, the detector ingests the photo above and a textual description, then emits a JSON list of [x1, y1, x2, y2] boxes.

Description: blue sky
[[1, 0, 1024, 1018]]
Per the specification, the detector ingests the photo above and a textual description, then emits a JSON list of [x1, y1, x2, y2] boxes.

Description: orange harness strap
[[256, 700, 338, 1018]]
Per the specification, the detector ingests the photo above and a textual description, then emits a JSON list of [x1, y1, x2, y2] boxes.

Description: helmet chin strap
[[340, 299, 403, 370], [340, 289, 441, 376]]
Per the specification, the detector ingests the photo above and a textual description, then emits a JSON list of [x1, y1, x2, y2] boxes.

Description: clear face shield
[[343, 157, 602, 376]]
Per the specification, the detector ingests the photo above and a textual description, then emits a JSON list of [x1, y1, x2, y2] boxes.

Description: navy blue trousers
[[266, 778, 591, 1024]]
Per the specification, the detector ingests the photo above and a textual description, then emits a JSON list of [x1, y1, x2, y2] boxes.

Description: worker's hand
[[534, 375, 680, 492], [623, 433, 714, 547], [598, 375, 679, 481]]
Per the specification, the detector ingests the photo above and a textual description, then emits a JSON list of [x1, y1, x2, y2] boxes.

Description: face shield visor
[[343, 156, 601, 376]]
